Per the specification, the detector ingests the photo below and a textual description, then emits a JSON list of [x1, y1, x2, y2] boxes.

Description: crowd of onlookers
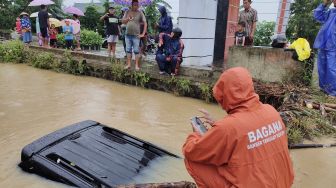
[[15, 0, 184, 75], [14, 0, 260, 76], [14, 0, 258, 76]]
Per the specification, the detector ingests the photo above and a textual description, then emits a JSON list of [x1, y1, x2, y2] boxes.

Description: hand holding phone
[[191, 117, 208, 135]]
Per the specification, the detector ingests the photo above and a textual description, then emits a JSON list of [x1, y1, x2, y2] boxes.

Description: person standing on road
[[100, 6, 120, 57], [38, 4, 50, 48], [238, 0, 258, 46], [122, 0, 147, 71]]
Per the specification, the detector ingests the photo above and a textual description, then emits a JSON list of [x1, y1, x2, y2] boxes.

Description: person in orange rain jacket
[[183, 67, 294, 188]]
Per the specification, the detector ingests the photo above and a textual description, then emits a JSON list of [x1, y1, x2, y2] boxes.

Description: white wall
[[179, 0, 218, 67]]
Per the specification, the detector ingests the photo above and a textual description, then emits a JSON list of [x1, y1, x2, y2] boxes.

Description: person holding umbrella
[[62, 19, 74, 50], [64, 7, 84, 50]]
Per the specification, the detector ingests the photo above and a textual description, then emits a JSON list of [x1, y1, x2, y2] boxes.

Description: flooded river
[[0, 63, 335, 187]]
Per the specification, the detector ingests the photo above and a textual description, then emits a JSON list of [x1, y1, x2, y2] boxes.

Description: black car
[[19, 120, 179, 187]]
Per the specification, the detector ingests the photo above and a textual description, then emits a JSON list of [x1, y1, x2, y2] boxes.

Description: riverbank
[[1, 63, 335, 188], [0, 40, 335, 145]]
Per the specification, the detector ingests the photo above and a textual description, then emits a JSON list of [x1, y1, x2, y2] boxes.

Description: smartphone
[[191, 117, 208, 135]]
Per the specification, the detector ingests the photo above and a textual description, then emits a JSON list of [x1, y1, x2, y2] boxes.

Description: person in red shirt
[[49, 24, 58, 48], [183, 67, 294, 188], [15, 17, 22, 35]]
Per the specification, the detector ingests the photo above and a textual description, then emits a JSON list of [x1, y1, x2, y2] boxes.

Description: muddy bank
[[1, 64, 335, 187]]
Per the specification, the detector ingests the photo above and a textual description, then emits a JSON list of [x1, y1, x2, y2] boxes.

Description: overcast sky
[[63, 0, 279, 22]]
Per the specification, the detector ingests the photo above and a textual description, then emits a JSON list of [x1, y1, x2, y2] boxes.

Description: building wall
[[179, 0, 218, 67], [224, 0, 240, 64], [178, 0, 240, 68]]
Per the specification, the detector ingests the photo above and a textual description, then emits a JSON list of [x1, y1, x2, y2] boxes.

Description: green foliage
[[294, 57, 315, 86], [286, 107, 336, 144], [80, 6, 104, 36], [30, 52, 55, 69], [254, 21, 276, 46], [132, 71, 150, 87], [80, 29, 103, 46], [145, 0, 172, 34], [199, 83, 213, 103], [56, 29, 102, 47], [286, 0, 321, 46], [175, 78, 191, 96], [63, 51, 87, 75], [0, 40, 25, 63], [56, 33, 65, 46], [110, 63, 126, 82]]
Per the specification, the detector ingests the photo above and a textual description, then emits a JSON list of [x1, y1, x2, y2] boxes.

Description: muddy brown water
[[0, 64, 335, 187]]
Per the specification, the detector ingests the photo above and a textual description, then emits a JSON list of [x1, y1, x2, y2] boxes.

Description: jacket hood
[[159, 6, 167, 16], [213, 67, 261, 113]]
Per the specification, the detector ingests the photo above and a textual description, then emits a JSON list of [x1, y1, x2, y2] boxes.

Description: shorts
[[40, 27, 48, 38], [75, 33, 80, 41], [107, 35, 118, 43], [125, 35, 140, 54]]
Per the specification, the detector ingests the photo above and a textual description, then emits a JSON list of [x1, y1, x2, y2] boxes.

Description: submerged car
[[19, 120, 180, 187]]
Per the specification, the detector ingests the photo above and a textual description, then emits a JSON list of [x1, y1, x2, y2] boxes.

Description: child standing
[[100, 6, 120, 57], [235, 22, 247, 46], [62, 20, 74, 50], [49, 24, 58, 48], [20, 12, 32, 44]]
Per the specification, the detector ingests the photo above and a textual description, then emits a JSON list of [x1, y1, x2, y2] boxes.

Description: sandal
[[124, 65, 131, 70], [135, 67, 140, 71]]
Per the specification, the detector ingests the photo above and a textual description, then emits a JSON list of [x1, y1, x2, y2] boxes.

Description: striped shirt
[[239, 8, 258, 37]]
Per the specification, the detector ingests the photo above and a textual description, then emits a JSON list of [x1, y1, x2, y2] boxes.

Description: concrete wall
[[179, 0, 217, 67], [227, 46, 300, 82]]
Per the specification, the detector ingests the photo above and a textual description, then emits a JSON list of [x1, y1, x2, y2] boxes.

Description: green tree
[[286, 0, 321, 46], [254, 21, 276, 46], [144, 0, 172, 34], [80, 6, 104, 35]]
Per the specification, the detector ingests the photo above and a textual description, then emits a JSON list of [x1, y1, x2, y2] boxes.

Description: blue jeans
[[125, 35, 140, 55], [156, 53, 178, 74]]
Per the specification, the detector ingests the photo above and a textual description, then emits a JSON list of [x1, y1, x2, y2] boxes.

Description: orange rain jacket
[[183, 67, 294, 188]]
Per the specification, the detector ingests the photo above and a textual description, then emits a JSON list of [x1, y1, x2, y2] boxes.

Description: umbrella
[[30, 12, 52, 18], [61, 19, 80, 34], [64, 6, 85, 16], [28, 0, 55, 6], [49, 18, 62, 27], [113, 0, 152, 6]]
